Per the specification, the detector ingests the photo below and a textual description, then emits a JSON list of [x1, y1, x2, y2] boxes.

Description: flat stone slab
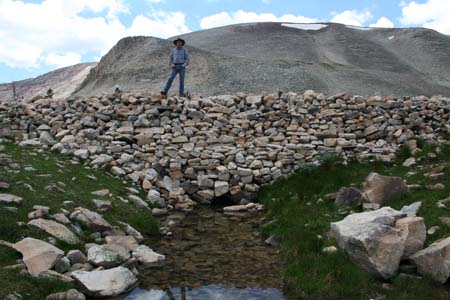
[[12, 237, 64, 276], [0, 193, 23, 205], [72, 266, 138, 297], [70, 207, 112, 231], [28, 218, 80, 245]]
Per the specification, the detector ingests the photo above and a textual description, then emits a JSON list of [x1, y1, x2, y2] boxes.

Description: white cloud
[[0, 0, 190, 69], [400, 0, 450, 34], [199, 10, 318, 29], [331, 9, 372, 27], [370, 17, 394, 28], [45, 52, 82, 68]]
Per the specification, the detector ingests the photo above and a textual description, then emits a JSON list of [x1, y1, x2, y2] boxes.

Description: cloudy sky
[[0, 0, 449, 82]]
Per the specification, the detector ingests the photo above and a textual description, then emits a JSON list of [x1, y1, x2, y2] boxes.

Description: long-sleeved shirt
[[169, 47, 189, 65]]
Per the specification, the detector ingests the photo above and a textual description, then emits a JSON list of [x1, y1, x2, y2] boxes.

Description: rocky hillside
[[0, 63, 96, 102], [74, 22, 450, 97]]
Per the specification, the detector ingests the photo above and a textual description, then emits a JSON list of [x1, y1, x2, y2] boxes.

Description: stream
[[115, 206, 287, 300]]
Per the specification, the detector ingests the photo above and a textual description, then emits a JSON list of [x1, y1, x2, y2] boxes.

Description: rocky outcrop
[[1, 92, 450, 210], [72, 266, 138, 297]]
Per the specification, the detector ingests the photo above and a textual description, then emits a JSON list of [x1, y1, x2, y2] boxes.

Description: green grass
[[0, 142, 159, 299], [261, 143, 450, 300]]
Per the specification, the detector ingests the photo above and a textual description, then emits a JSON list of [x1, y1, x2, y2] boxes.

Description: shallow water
[[114, 206, 287, 300]]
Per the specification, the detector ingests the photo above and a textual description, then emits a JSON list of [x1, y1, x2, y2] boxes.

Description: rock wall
[[1, 91, 449, 209]]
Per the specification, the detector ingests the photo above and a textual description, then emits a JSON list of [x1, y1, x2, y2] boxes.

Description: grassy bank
[[0, 142, 158, 299], [261, 144, 450, 300]]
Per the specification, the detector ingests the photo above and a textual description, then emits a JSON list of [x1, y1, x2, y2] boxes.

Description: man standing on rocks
[[161, 38, 189, 98]]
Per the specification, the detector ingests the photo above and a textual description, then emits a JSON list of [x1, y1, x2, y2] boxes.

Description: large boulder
[[87, 244, 130, 268], [362, 173, 408, 205], [12, 237, 64, 276], [331, 207, 407, 279], [28, 218, 80, 245], [70, 207, 112, 231], [72, 266, 138, 297], [410, 237, 450, 283]]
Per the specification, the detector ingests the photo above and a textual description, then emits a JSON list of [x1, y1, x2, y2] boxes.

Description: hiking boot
[[160, 91, 167, 98]]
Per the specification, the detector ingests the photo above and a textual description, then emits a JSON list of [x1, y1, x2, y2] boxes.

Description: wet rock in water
[[28, 218, 80, 245], [335, 187, 364, 207], [331, 207, 407, 279], [105, 236, 139, 252], [0, 193, 23, 205], [87, 244, 130, 268], [0, 182, 10, 189], [72, 266, 138, 297], [70, 207, 112, 231], [362, 173, 408, 205], [132, 245, 165, 268], [401, 201, 422, 217], [395, 217, 426, 258], [411, 237, 450, 283], [46, 289, 85, 300], [12, 237, 64, 276]]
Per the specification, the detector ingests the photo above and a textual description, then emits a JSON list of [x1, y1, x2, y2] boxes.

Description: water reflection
[[124, 284, 285, 300]]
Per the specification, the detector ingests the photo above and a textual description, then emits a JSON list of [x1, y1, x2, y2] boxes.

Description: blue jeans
[[163, 65, 185, 95]]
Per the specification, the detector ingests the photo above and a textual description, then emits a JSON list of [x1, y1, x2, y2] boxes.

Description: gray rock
[[0, 193, 23, 205], [331, 207, 407, 279], [411, 237, 450, 283], [401, 201, 422, 217], [54, 256, 71, 274], [395, 216, 426, 258], [45, 289, 85, 300], [132, 245, 165, 268], [40, 132, 57, 146], [72, 266, 138, 297], [87, 244, 130, 268], [335, 187, 364, 207], [362, 173, 408, 205], [147, 189, 165, 207], [67, 250, 87, 265], [12, 237, 64, 276], [70, 207, 112, 231], [90, 154, 113, 166], [128, 195, 149, 209], [28, 218, 80, 245]]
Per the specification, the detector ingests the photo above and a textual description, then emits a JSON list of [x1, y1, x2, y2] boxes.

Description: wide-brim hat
[[173, 38, 185, 46]]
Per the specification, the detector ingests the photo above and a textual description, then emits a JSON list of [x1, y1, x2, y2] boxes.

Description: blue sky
[[0, 0, 448, 83]]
